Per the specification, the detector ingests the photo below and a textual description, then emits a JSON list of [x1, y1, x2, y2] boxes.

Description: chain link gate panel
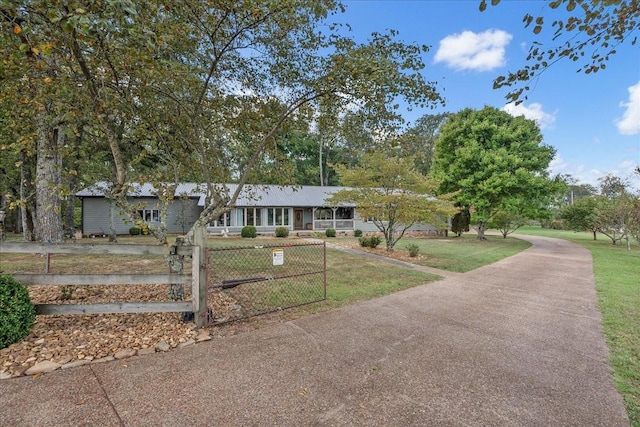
[[205, 242, 326, 324]]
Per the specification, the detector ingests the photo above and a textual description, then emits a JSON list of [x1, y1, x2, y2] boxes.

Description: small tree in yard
[[560, 197, 599, 239], [488, 209, 527, 238], [329, 152, 456, 251]]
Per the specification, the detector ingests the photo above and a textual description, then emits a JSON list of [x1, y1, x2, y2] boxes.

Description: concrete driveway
[[0, 234, 629, 426]]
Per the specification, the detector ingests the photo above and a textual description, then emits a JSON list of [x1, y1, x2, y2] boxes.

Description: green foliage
[[481, 0, 639, 104], [403, 234, 531, 272], [354, 229, 363, 237], [359, 236, 382, 248], [431, 106, 562, 240], [330, 152, 455, 251], [397, 113, 450, 175], [406, 243, 420, 257], [451, 207, 470, 236], [325, 228, 336, 238], [129, 226, 142, 235], [275, 227, 289, 238], [488, 209, 527, 238], [0, 275, 36, 349], [241, 226, 257, 238], [560, 197, 598, 232], [1, 0, 447, 243]]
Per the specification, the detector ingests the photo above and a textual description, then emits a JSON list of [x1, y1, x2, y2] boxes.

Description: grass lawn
[[515, 225, 640, 426], [397, 234, 531, 272], [331, 234, 531, 272]]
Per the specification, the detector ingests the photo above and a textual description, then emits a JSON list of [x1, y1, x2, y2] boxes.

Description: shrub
[[359, 236, 382, 248], [325, 228, 336, 237], [0, 275, 36, 349], [406, 244, 420, 257], [354, 229, 363, 237], [241, 225, 257, 238], [129, 226, 141, 235], [275, 227, 289, 238]]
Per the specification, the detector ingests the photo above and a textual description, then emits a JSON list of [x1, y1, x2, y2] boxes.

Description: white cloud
[[616, 81, 640, 135], [549, 155, 640, 191], [434, 29, 512, 71], [502, 102, 556, 130]]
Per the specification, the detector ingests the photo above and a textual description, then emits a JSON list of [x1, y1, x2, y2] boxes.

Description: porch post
[[332, 207, 337, 230]]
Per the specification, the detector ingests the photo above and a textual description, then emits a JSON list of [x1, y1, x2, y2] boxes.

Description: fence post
[[192, 225, 208, 327]]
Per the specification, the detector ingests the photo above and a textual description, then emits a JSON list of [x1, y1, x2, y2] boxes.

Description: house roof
[[77, 182, 354, 207]]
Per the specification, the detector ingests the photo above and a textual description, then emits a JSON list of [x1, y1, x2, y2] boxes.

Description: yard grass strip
[[515, 225, 640, 426]]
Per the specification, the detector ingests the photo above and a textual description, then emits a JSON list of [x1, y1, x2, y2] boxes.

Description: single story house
[[76, 182, 443, 236]]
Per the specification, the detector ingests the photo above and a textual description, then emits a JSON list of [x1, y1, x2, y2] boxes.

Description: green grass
[[400, 234, 531, 272], [323, 247, 440, 307], [204, 236, 444, 310], [516, 225, 640, 426]]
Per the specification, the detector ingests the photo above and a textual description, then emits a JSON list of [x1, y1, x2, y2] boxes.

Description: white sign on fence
[[272, 248, 284, 266]]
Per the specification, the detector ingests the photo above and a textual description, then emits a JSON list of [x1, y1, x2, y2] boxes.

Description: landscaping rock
[[92, 356, 115, 364], [155, 341, 170, 352], [25, 361, 61, 375], [179, 339, 195, 348], [61, 360, 91, 369], [196, 330, 212, 342], [114, 349, 137, 360], [137, 347, 156, 356]]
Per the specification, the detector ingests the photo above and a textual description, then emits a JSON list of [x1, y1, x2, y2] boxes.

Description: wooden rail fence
[[0, 240, 208, 326]]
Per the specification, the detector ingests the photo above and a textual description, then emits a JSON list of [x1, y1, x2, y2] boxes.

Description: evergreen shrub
[[275, 227, 289, 238], [241, 225, 257, 238], [0, 275, 36, 349], [359, 236, 382, 248]]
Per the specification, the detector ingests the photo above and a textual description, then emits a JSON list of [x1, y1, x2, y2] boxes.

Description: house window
[[214, 212, 230, 227], [138, 209, 159, 222], [314, 208, 333, 220], [243, 208, 262, 226], [267, 208, 290, 226]]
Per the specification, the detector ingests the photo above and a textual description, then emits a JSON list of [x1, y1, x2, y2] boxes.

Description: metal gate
[[205, 242, 326, 324]]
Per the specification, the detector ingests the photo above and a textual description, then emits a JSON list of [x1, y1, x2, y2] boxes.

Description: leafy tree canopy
[[481, 0, 640, 103], [329, 152, 455, 251], [1, 0, 446, 243], [431, 106, 563, 239]]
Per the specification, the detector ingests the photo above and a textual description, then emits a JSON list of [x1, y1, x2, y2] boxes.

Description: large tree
[[481, 0, 640, 103], [431, 106, 562, 240], [396, 113, 450, 176], [2, 1, 446, 246], [329, 152, 455, 251]]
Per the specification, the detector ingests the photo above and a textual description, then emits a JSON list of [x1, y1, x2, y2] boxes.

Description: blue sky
[[333, 0, 640, 190]]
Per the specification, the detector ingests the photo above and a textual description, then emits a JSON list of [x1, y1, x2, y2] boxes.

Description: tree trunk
[[35, 123, 64, 243], [318, 136, 324, 186], [64, 124, 84, 240], [19, 150, 36, 241], [108, 199, 117, 242], [476, 221, 487, 240]]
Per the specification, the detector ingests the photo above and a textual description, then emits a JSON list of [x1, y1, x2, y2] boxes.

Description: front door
[[294, 209, 304, 230]]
